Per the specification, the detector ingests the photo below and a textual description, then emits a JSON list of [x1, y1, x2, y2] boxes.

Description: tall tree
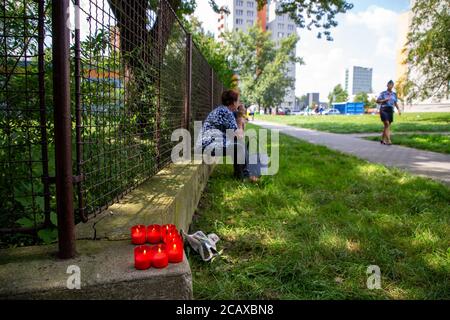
[[353, 92, 369, 105], [255, 0, 354, 41], [107, 0, 354, 71], [224, 25, 303, 112], [328, 84, 348, 105], [184, 16, 234, 88], [405, 0, 450, 100]]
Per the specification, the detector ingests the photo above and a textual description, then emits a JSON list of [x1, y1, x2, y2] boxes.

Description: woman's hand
[[235, 128, 244, 139]]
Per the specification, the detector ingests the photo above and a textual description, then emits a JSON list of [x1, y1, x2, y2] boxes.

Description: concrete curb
[[0, 162, 214, 299]]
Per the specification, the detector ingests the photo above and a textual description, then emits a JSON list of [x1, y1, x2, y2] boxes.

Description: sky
[[194, 0, 411, 101]]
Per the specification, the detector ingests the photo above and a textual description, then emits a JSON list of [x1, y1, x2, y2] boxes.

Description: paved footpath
[[253, 120, 450, 186], [348, 132, 450, 138]]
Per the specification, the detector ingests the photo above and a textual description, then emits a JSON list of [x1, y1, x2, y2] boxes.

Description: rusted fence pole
[[38, 0, 51, 228], [74, 0, 87, 223], [52, 0, 76, 259], [156, 0, 163, 168], [210, 68, 214, 110], [185, 33, 192, 131]]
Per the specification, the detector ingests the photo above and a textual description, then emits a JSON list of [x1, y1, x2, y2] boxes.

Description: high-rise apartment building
[[266, 0, 296, 110], [216, 0, 297, 111], [345, 66, 373, 95], [217, 0, 259, 40], [306, 93, 320, 107]]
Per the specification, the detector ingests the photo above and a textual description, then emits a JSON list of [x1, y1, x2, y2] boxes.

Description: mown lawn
[[255, 112, 450, 134], [188, 124, 450, 300], [365, 134, 450, 154]]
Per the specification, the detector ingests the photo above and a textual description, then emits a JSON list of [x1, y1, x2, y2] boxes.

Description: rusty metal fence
[[0, 0, 225, 257]]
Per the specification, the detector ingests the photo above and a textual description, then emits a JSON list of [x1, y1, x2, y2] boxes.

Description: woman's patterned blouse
[[199, 105, 238, 150]]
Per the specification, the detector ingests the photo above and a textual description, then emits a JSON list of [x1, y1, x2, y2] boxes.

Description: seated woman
[[199, 90, 255, 181]]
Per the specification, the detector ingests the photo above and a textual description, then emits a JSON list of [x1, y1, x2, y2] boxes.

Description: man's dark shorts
[[380, 107, 394, 123]]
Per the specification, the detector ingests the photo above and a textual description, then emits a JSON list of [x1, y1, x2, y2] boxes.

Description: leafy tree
[[296, 95, 307, 109], [353, 92, 369, 105], [395, 75, 414, 104], [369, 97, 377, 109], [328, 84, 348, 105], [224, 25, 303, 112], [184, 16, 234, 88], [107, 0, 354, 72], [256, 0, 354, 41], [405, 0, 450, 100]]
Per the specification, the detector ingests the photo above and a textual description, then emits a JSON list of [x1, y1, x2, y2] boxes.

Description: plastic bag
[[181, 230, 220, 262]]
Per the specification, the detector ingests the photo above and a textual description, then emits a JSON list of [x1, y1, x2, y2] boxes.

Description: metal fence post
[[210, 68, 214, 110], [52, 0, 76, 259], [185, 33, 192, 131], [38, 0, 51, 228], [74, 0, 87, 223], [156, 0, 163, 168]]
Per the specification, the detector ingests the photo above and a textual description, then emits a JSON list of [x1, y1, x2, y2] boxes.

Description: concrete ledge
[[0, 240, 191, 299], [0, 161, 214, 299], [77, 161, 214, 240]]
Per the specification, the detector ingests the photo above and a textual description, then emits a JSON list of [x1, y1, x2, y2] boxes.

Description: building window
[[247, 10, 254, 17], [278, 23, 284, 29], [278, 32, 284, 38], [246, 19, 254, 25], [248, 1, 254, 8], [288, 24, 294, 31], [236, 9, 243, 16], [236, 18, 243, 25], [236, 0, 243, 6]]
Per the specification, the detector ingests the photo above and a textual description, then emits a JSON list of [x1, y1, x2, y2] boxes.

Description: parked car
[[323, 109, 341, 115]]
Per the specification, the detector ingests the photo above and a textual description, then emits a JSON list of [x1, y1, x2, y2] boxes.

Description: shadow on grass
[[188, 128, 450, 300]]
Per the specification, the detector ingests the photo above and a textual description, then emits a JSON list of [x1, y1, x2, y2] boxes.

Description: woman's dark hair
[[221, 90, 239, 106]]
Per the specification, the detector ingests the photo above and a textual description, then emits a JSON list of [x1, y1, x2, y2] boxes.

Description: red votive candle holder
[[134, 245, 152, 270], [163, 229, 181, 244], [146, 224, 162, 244], [151, 244, 169, 268], [167, 240, 184, 263], [131, 225, 146, 244], [162, 224, 177, 235]]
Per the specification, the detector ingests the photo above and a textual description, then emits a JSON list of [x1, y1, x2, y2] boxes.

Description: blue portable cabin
[[332, 102, 365, 115]]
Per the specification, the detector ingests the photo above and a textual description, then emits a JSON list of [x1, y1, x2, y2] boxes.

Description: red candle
[[162, 224, 177, 235], [131, 225, 146, 244], [163, 229, 181, 244], [151, 244, 168, 268], [146, 224, 162, 244], [167, 240, 184, 263], [134, 245, 152, 270]]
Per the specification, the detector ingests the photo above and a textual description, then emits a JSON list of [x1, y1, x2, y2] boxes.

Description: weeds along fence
[[0, 0, 225, 257]]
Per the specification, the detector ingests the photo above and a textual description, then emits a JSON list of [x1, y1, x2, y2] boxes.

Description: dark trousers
[[227, 140, 250, 180], [205, 140, 250, 180]]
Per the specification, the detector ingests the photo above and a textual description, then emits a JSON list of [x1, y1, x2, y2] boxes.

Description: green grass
[[255, 112, 450, 134], [188, 124, 450, 300], [365, 134, 450, 154]]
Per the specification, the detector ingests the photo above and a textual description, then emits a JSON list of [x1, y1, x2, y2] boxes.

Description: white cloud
[[295, 5, 402, 100], [345, 6, 399, 35], [194, 3, 403, 102]]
